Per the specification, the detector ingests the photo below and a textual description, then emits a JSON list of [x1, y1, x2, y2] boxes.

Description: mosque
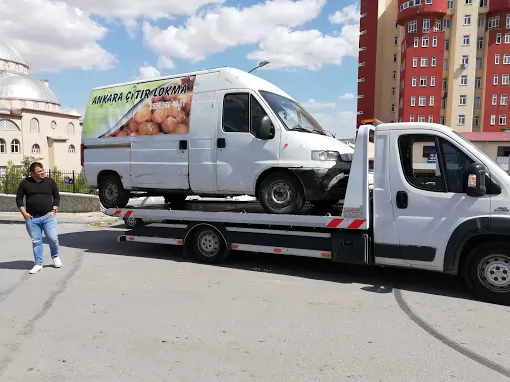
[[0, 41, 83, 176]]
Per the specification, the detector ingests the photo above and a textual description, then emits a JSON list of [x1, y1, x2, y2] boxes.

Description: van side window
[[398, 134, 446, 192], [438, 138, 474, 193], [250, 95, 268, 132], [222, 93, 249, 133]]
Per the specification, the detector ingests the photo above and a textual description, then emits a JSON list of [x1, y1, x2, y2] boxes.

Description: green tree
[[21, 155, 44, 176]]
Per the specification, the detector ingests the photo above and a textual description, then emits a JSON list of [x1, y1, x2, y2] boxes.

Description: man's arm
[[15, 180, 31, 219], [51, 178, 60, 212]]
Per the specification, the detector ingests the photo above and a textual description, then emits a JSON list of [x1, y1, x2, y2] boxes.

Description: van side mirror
[[256, 116, 275, 140], [466, 162, 487, 197]]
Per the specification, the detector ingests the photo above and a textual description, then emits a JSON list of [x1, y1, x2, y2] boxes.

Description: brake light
[[80, 143, 84, 167]]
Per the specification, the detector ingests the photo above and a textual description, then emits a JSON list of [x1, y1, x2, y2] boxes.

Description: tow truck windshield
[[259, 90, 334, 138]]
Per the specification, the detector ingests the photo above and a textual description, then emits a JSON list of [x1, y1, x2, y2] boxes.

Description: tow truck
[[103, 120, 510, 306]]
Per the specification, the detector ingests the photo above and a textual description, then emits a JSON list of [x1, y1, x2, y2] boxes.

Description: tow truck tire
[[124, 216, 143, 229], [189, 226, 229, 264], [98, 173, 130, 209], [258, 171, 305, 214], [463, 241, 510, 306]]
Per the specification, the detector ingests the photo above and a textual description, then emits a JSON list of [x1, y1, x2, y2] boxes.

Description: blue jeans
[[25, 215, 59, 265]]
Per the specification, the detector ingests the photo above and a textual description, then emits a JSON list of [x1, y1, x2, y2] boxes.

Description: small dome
[[0, 42, 27, 66], [62, 107, 82, 116], [0, 74, 59, 104]]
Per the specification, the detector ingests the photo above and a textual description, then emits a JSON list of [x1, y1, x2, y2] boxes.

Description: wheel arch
[[97, 169, 123, 186], [254, 167, 305, 197], [183, 222, 231, 257], [444, 217, 510, 275]]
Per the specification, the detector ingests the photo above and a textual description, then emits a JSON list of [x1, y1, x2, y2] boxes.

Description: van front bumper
[[289, 166, 350, 202]]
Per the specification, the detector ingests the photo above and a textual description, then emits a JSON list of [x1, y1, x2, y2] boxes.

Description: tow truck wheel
[[258, 171, 304, 214], [98, 173, 130, 209], [189, 226, 229, 264], [463, 241, 510, 306], [124, 216, 143, 229]]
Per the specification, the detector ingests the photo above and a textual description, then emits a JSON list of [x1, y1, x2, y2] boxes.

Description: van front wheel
[[98, 174, 130, 209], [258, 171, 304, 214]]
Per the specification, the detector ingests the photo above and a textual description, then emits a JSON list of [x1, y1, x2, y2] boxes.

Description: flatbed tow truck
[[103, 120, 510, 306]]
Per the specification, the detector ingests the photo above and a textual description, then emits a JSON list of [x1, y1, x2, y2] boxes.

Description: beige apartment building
[[357, 0, 510, 133], [0, 41, 83, 177]]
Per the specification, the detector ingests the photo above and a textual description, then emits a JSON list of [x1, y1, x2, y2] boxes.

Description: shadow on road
[[55, 227, 480, 304], [0, 260, 34, 270]]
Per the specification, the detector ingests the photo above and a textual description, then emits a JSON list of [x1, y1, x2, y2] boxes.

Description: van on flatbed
[[102, 119, 510, 306], [81, 67, 354, 215]]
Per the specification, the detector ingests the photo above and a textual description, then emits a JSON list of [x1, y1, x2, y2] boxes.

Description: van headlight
[[311, 150, 340, 161]]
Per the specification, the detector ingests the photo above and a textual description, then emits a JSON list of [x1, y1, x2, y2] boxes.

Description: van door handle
[[217, 138, 226, 148], [179, 140, 187, 150], [396, 191, 408, 209]]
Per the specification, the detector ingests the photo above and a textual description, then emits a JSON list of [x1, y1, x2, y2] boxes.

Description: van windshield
[[259, 90, 334, 137]]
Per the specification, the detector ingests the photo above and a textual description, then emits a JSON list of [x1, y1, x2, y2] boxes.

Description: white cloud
[[301, 99, 336, 108], [0, 0, 116, 72], [138, 65, 161, 79], [142, 0, 360, 71], [339, 92, 355, 99], [328, 3, 360, 25]]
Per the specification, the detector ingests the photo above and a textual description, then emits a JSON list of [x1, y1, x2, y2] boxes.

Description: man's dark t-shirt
[[16, 177, 61, 216]]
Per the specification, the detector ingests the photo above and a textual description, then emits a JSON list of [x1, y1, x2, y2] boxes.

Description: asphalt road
[[0, 222, 509, 382]]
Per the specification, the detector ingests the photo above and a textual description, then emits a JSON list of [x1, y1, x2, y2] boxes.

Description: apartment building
[[357, 0, 510, 132]]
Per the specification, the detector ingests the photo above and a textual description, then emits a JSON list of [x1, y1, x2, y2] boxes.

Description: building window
[[460, 75, 468, 85], [490, 115, 496, 125], [420, 76, 427, 86], [458, 115, 466, 125], [422, 36, 429, 47], [448, 0, 454, 8], [394, 36, 398, 45], [391, 104, 395, 112], [492, 94, 498, 105], [0, 138, 5, 153], [400, 98, 404, 108], [413, 57, 418, 67], [392, 87, 396, 95], [441, 98, 447, 108], [504, 54, 510, 64], [418, 115, 425, 123], [444, 58, 449, 70], [464, 15, 471, 25], [477, 37, 483, 49], [428, 115, 433, 123], [494, 74, 499, 85], [443, 19, 451, 29], [473, 116, 479, 127], [480, 0, 487, 7], [488, 16, 499, 29], [411, 96, 416, 106], [69, 145, 76, 153], [419, 96, 426, 106], [434, 20, 441, 32], [501, 94, 508, 105], [503, 74, 509, 85], [432, 36, 438, 47], [412, 77, 417, 87], [507, 14, 510, 29], [414, 37, 419, 47], [479, 16, 485, 27], [461, 55, 469, 65], [500, 115, 507, 126], [475, 77, 481, 88], [463, 35, 470, 45], [393, 54, 397, 62], [431, 56, 436, 67], [465, 0, 472, 4], [31, 144, 40, 154], [408, 20, 417, 33], [51, 120, 57, 129], [11, 139, 20, 153], [30, 118, 39, 133], [496, 33, 502, 44], [445, 39, 450, 50], [423, 19, 430, 32], [421, 57, 428, 67], [440, 116, 446, 125], [431, 76, 436, 86], [393, 71, 396, 79], [495, 54, 500, 64], [474, 96, 481, 108], [476, 58, 482, 69], [67, 122, 75, 135], [459, 95, 467, 105], [410, 115, 415, 122], [429, 96, 435, 106], [505, 33, 510, 44], [442, 78, 448, 89]]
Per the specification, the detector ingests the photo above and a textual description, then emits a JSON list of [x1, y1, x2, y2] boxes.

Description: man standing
[[15, 162, 62, 274]]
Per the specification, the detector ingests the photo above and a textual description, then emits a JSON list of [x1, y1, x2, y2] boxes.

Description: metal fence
[[1, 170, 97, 195]]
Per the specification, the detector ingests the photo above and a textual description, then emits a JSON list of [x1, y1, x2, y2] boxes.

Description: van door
[[215, 90, 280, 194], [385, 129, 491, 271]]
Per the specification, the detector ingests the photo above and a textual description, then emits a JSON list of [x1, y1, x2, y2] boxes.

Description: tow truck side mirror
[[466, 162, 487, 197]]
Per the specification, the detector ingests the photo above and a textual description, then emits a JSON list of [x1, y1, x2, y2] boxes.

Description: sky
[[0, 0, 361, 138]]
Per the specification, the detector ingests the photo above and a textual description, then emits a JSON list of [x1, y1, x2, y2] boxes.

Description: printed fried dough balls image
[[163, 80, 183, 102], [152, 107, 168, 124], [138, 121, 161, 135], [161, 116, 177, 134]]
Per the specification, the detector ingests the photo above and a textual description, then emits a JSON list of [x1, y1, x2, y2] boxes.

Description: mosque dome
[[0, 75, 60, 104], [62, 107, 82, 116], [0, 41, 27, 66]]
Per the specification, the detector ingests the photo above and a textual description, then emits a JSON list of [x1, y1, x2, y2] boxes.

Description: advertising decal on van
[[83, 75, 196, 139]]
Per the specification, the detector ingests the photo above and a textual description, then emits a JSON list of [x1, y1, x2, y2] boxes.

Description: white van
[[81, 67, 354, 214]]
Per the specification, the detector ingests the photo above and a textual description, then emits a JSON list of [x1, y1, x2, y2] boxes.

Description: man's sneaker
[[29, 265, 43, 274], [53, 257, 62, 268]]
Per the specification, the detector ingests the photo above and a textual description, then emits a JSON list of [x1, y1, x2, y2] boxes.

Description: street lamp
[[248, 60, 270, 73]]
